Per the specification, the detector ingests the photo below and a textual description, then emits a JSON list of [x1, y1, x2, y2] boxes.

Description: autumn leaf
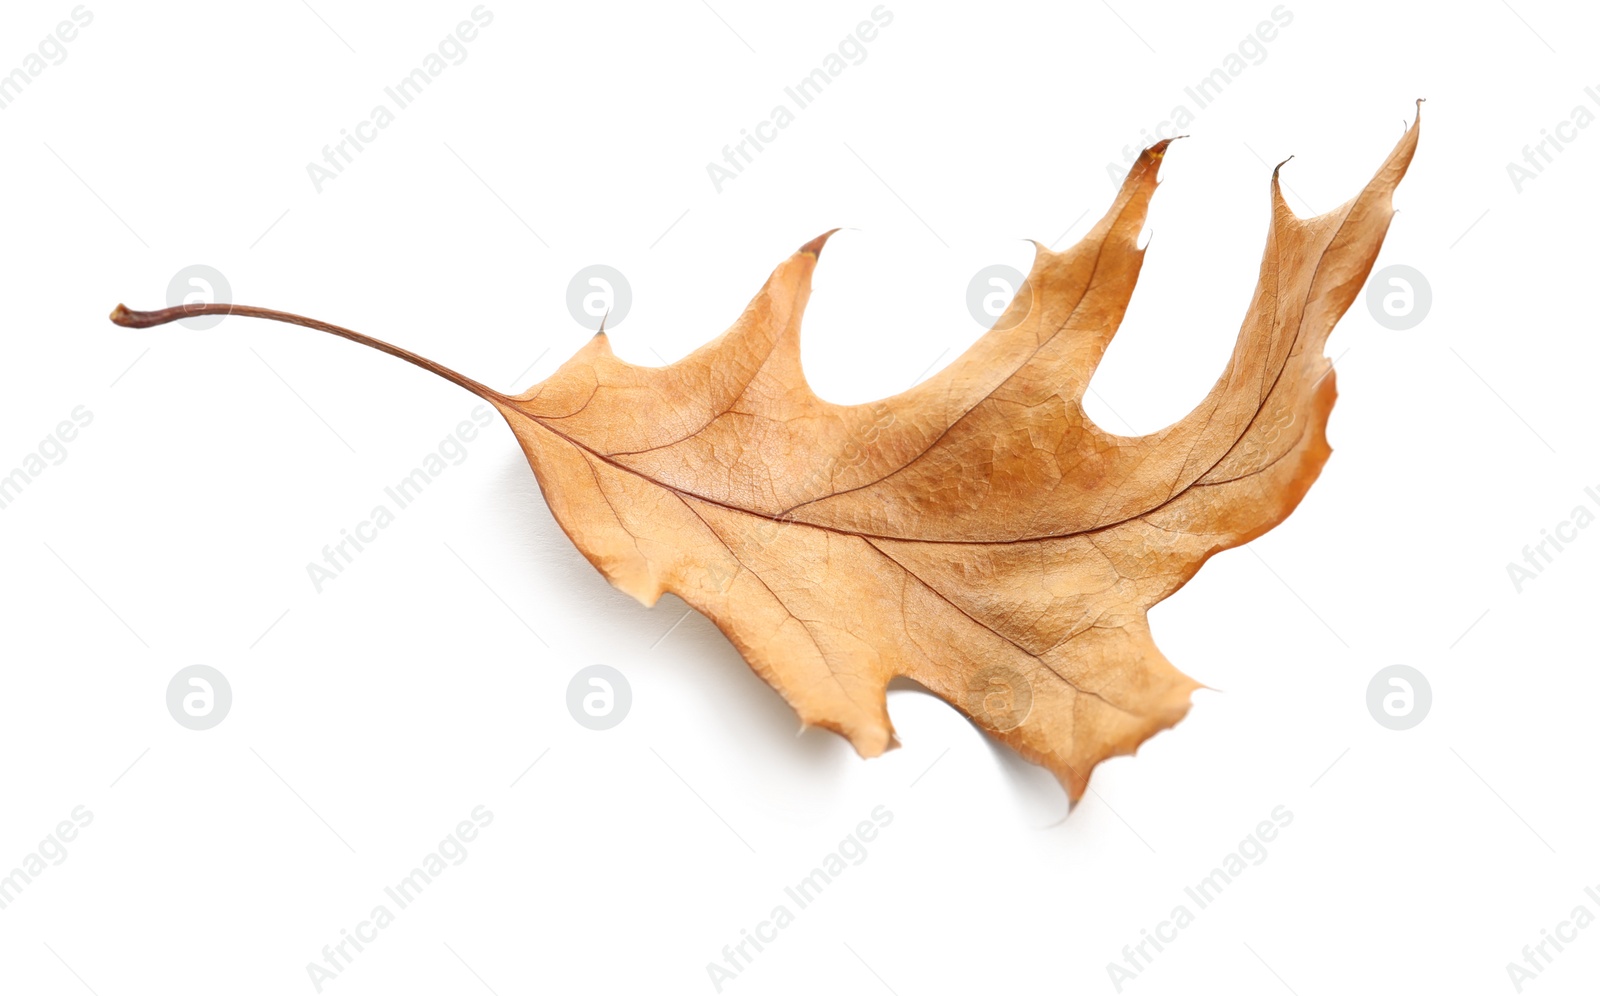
[[112, 107, 1419, 799]]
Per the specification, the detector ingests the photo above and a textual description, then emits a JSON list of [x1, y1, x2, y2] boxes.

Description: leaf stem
[[109, 302, 513, 404]]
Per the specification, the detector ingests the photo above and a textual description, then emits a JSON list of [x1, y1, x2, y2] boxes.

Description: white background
[[1, 1, 1596, 993]]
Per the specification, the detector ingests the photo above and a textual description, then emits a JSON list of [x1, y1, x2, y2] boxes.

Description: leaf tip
[[1406, 98, 1425, 136], [798, 228, 842, 258]]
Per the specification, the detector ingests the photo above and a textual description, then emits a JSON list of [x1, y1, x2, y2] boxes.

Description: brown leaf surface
[[112, 109, 1419, 799]]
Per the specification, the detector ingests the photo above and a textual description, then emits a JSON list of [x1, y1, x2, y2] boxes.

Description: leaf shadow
[[488, 457, 1071, 819], [488, 456, 857, 789], [887, 676, 1071, 824]]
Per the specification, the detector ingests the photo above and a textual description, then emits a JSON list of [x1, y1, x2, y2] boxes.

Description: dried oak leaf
[[112, 110, 1418, 799]]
